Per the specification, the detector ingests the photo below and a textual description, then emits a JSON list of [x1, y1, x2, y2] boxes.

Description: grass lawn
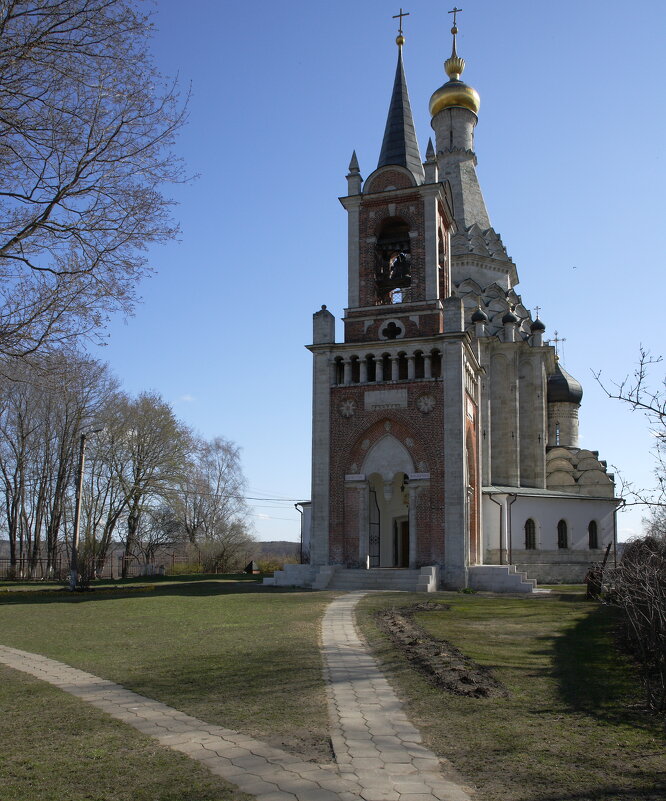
[[0, 578, 336, 762], [0, 665, 255, 801], [356, 588, 666, 801]]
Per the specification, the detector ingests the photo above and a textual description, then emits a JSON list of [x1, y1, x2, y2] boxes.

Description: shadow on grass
[[525, 784, 666, 801], [549, 602, 651, 727], [0, 578, 315, 605]]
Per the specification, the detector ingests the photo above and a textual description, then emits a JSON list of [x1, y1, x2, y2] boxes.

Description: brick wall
[[328, 381, 446, 567]]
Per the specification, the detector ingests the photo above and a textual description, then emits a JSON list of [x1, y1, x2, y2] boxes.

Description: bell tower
[[308, 22, 482, 588], [340, 32, 456, 345]]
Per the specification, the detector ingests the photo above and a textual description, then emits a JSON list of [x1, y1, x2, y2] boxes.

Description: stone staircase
[[315, 566, 439, 592], [467, 564, 539, 593]]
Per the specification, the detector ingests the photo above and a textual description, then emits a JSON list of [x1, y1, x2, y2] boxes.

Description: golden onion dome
[[429, 24, 480, 117]]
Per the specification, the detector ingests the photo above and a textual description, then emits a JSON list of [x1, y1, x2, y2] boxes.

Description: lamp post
[[69, 428, 102, 590]]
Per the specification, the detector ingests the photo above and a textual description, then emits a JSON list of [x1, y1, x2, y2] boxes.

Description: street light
[[69, 428, 103, 590]]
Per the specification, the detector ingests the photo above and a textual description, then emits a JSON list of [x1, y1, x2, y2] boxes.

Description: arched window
[[524, 519, 536, 550], [366, 354, 376, 383], [350, 355, 360, 384], [557, 519, 568, 549], [588, 520, 598, 549]]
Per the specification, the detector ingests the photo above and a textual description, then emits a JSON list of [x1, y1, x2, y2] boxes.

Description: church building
[[275, 18, 619, 592]]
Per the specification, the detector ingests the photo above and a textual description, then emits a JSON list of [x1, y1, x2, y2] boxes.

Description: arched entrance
[[362, 435, 414, 568]]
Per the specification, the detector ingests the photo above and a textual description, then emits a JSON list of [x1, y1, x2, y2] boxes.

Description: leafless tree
[[0, 351, 116, 576], [105, 391, 191, 576], [0, 0, 187, 357], [132, 506, 183, 570], [594, 347, 666, 509], [170, 435, 254, 572], [610, 537, 666, 711]]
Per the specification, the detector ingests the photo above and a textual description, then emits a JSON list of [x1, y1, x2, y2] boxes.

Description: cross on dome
[[392, 7, 410, 35], [448, 6, 463, 27]]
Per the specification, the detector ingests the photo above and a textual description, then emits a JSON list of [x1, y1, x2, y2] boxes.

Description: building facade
[[295, 25, 619, 591]]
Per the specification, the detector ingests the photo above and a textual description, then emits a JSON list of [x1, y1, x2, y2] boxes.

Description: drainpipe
[[507, 494, 518, 565], [487, 494, 505, 564], [295, 503, 304, 564]]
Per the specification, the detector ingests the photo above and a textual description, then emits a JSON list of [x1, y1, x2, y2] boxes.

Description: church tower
[[308, 25, 483, 588], [295, 14, 620, 592]]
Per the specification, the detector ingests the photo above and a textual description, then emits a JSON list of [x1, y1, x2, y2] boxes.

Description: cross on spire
[[534, 305, 541, 319], [548, 330, 566, 356], [393, 7, 410, 35], [448, 6, 463, 26]]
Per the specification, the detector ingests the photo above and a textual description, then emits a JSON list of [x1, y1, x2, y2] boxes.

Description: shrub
[[609, 536, 666, 711]]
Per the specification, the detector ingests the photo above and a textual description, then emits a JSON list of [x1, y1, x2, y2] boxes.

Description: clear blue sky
[[97, 0, 666, 542]]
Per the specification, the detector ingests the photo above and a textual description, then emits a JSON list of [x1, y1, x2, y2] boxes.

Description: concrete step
[[327, 568, 421, 591], [468, 564, 537, 593]]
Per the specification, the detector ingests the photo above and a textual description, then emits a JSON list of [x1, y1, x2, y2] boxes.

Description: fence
[[0, 553, 200, 581], [0, 557, 66, 581]]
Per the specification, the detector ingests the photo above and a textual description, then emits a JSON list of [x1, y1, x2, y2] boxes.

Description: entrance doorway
[[367, 472, 410, 567]]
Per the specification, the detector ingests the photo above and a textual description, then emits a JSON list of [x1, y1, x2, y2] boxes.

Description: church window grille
[[524, 519, 536, 550], [588, 520, 598, 549], [557, 519, 568, 549]]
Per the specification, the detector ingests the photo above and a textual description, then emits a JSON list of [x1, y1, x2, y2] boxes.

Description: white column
[[346, 199, 361, 308], [310, 349, 332, 566], [377, 358, 384, 382], [424, 354, 432, 379], [391, 356, 399, 382], [358, 483, 369, 568], [359, 358, 368, 384], [423, 190, 440, 300], [343, 358, 352, 385], [408, 486, 418, 568], [407, 354, 415, 380]]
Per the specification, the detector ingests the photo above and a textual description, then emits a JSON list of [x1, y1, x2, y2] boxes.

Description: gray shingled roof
[[377, 48, 424, 183]]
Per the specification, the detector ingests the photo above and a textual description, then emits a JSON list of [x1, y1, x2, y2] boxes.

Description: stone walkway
[[0, 592, 473, 801]]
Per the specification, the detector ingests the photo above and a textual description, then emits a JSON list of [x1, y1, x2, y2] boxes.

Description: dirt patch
[[262, 729, 335, 764], [374, 602, 508, 699]]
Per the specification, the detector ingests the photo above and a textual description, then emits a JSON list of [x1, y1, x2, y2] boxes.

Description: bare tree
[[170, 435, 254, 572], [0, 0, 187, 356], [594, 347, 666, 509], [106, 391, 190, 576], [0, 351, 116, 576], [610, 537, 666, 711], [133, 506, 183, 571]]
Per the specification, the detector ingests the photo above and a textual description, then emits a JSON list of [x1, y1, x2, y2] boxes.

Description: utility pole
[[69, 429, 102, 590]]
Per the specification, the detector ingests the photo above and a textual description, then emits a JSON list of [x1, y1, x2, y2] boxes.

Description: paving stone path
[[0, 592, 473, 801]]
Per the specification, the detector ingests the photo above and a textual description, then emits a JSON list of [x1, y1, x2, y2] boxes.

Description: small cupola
[[502, 307, 519, 325], [547, 361, 583, 404], [471, 305, 489, 323]]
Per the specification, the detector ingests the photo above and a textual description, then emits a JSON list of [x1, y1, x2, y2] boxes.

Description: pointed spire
[[426, 137, 435, 160], [346, 150, 362, 195], [377, 41, 424, 182]]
